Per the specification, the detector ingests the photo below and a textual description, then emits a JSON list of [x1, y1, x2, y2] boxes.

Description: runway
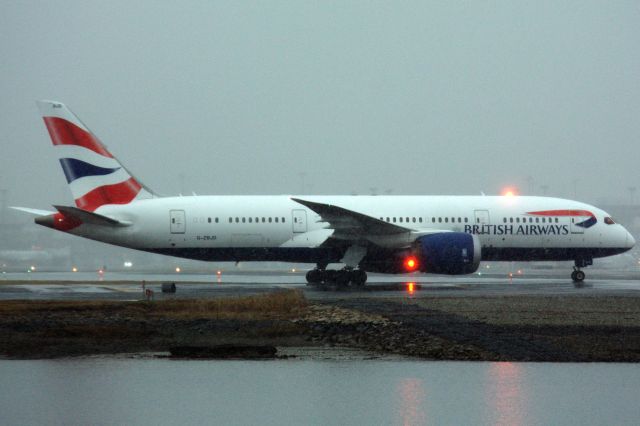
[[1, 270, 640, 301]]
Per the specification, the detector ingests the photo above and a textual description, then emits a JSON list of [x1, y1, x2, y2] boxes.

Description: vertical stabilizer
[[37, 100, 155, 211]]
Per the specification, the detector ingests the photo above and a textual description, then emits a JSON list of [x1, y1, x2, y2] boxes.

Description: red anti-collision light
[[404, 256, 419, 271]]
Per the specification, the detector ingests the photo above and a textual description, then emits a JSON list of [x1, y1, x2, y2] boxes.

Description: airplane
[[13, 100, 635, 286]]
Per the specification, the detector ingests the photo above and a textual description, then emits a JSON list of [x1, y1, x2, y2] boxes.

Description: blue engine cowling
[[413, 232, 481, 275]]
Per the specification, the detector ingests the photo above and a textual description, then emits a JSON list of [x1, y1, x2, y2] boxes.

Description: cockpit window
[[604, 217, 615, 225]]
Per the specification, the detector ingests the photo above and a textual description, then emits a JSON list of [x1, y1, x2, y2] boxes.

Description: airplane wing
[[291, 197, 410, 237]]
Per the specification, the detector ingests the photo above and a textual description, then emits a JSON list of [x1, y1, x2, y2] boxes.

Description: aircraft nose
[[627, 231, 636, 249]]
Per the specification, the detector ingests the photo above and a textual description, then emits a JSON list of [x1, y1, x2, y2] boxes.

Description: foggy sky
[[2, 1, 640, 211]]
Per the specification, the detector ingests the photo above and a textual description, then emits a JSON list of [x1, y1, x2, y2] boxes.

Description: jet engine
[[413, 232, 481, 274]]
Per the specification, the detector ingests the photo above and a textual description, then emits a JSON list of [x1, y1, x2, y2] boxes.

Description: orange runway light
[[407, 282, 415, 294]]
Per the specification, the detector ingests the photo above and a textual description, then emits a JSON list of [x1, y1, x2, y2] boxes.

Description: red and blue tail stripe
[[43, 116, 113, 158], [59, 158, 121, 183], [38, 100, 153, 211]]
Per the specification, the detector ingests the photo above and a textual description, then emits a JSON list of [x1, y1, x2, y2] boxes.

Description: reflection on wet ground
[[0, 270, 639, 301]]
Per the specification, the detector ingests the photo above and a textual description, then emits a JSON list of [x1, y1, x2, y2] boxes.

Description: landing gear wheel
[[306, 269, 322, 285], [573, 270, 585, 282], [335, 271, 350, 286], [351, 270, 367, 286], [571, 270, 577, 281]]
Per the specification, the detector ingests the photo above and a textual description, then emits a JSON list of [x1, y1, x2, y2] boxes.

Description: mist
[[2, 1, 639, 210]]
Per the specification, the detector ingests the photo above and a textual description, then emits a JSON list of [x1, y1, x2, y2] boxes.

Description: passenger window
[[438, 217, 442, 223], [432, 217, 436, 223], [269, 218, 272, 223], [282, 217, 285, 223], [275, 217, 279, 223], [464, 218, 468, 223], [555, 218, 559, 223], [242, 218, 246, 223], [419, 218, 423, 223], [208, 217, 211, 223], [235, 217, 239, 223], [229, 218, 232, 223], [445, 218, 449, 223], [503, 218, 507, 223], [248, 218, 252, 223], [509, 218, 513, 223], [262, 218, 266, 223], [399, 217, 403, 223], [215, 218, 219, 223], [386, 217, 390, 222], [535, 218, 539, 223]]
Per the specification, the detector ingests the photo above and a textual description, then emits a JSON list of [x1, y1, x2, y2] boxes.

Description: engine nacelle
[[413, 232, 481, 275]]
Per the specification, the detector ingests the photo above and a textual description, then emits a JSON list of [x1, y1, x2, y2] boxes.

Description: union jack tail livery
[[36, 100, 154, 211]]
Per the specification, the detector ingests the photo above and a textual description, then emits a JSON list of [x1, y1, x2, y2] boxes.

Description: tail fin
[[37, 100, 155, 211]]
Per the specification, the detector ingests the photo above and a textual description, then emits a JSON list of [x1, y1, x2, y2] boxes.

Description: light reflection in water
[[486, 362, 527, 426], [396, 378, 426, 426]]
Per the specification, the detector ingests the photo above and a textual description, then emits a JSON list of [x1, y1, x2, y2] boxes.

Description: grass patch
[[0, 290, 308, 321]]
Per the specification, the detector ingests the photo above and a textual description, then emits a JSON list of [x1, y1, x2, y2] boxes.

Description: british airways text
[[464, 224, 569, 236]]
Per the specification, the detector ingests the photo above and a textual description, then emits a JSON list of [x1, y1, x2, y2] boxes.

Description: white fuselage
[[62, 195, 633, 267]]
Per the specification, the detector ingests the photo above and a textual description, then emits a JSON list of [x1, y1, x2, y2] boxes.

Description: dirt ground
[[1, 291, 639, 361]]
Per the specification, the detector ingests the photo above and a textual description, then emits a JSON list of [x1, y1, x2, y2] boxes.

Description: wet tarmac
[[1, 271, 639, 301]]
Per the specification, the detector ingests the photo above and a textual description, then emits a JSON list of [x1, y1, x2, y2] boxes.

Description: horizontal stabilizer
[[53, 205, 131, 227], [10, 206, 55, 216]]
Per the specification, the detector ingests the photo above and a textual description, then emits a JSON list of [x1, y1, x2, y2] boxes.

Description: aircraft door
[[292, 209, 307, 233], [474, 210, 490, 225], [570, 217, 584, 234], [170, 210, 186, 234]]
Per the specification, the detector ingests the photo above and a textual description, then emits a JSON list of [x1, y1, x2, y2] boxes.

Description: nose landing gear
[[571, 258, 592, 285], [571, 268, 586, 283]]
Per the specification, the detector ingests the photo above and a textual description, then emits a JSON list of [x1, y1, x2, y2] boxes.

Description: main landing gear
[[571, 258, 592, 286], [571, 268, 586, 283], [305, 268, 367, 288]]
